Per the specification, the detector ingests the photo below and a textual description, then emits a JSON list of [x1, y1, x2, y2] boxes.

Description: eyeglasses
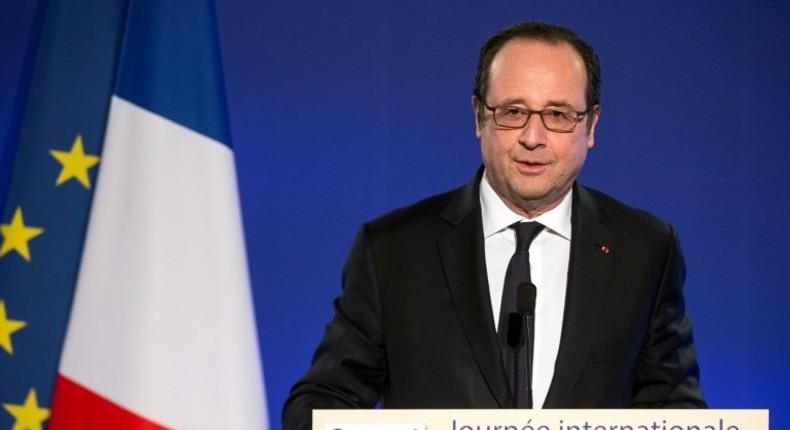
[[477, 99, 589, 133]]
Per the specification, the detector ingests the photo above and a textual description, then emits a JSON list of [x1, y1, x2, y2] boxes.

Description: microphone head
[[517, 282, 537, 315]]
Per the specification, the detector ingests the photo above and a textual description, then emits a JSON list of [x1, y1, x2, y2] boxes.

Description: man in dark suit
[[283, 21, 705, 429]]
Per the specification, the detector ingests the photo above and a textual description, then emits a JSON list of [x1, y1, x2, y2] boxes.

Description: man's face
[[474, 39, 599, 218]]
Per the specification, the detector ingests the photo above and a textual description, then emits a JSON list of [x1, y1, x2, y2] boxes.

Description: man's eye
[[500, 107, 524, 116]]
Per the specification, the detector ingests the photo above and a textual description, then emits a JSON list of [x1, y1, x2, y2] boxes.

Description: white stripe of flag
[[55, 95, 267, 429]]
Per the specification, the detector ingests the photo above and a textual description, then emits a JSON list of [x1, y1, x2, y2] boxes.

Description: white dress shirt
[[479, 172, 572, 409]]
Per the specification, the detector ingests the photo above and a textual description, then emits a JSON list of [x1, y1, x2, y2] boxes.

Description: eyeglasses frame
[[475, 94, 590, 133]]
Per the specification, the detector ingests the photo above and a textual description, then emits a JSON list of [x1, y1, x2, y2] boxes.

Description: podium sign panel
[[315, 409, 768, 430]]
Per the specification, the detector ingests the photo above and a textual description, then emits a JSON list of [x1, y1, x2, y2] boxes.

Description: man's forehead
[[491, 38, 584, 72], [487, 39, 587, 102]]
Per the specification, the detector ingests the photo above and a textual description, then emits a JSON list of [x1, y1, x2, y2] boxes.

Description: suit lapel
[[543, 185, 614, 407], [438, 170, 511, 408]]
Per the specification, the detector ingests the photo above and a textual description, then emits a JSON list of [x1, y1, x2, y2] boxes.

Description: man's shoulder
[[579, 185, 676, 237], [364, 184, 466, 236], [358, 168, 483, 237]]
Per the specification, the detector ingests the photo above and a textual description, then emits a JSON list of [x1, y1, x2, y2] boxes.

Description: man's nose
[[518, 112, 547, 148]]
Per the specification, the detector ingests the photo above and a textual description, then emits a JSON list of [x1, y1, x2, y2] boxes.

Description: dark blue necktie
[[498, 221, 543, 408]]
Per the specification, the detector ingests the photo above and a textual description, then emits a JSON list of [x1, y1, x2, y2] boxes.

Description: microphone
[[518, 282, 536, 409], [507, 283, 536, 347]]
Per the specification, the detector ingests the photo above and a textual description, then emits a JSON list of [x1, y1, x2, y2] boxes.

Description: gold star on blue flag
[[2, 389, 50, 430], [50, 135, 101, 189], [0, 301, 27, 355], [0, 207, 44, 262]]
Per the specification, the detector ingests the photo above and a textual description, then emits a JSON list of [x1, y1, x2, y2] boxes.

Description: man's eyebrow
[[543, 100, 575, 109], [497, 97, 528, 106], [495, 97, 576, 109]]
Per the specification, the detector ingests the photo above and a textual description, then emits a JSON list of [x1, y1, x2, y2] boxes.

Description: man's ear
[[472, 96, 482, 138], [586, 104, 600, 149]]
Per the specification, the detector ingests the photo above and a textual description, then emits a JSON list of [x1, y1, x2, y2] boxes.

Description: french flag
[[48, 0, 268, 428]]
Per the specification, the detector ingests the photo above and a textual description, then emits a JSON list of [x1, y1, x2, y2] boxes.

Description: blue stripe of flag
[[115, 0, 231, 146]]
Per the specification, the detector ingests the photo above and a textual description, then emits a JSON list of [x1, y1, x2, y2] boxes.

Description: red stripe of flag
[[49, 374, 170, 430]]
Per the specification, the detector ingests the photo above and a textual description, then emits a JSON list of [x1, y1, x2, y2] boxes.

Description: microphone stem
[[524, 312, 533, 409]]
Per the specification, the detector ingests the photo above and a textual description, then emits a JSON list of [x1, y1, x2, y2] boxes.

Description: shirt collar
[[480, 170, 572, 241]]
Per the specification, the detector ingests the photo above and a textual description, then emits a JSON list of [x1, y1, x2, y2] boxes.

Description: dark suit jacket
[[283, 170, 705, 429]]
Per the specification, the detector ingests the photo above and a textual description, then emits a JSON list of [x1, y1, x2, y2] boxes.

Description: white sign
[[316, 410, 768, 430]]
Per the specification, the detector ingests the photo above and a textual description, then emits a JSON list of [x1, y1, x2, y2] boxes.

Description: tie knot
[[513, 222, 544, 251]]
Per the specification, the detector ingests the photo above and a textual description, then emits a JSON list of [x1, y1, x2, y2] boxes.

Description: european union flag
[[0, 2, 127, 428]]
